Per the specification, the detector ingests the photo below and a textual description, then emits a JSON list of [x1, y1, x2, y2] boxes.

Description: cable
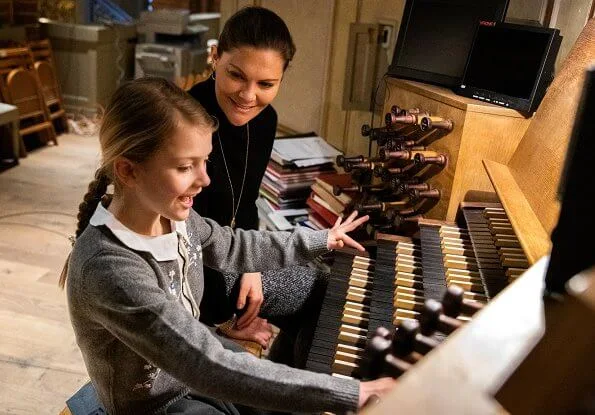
[[0, 211, 77, 242], [0, 222, 72, 241], [0, 211, 76, 220], [368, 72, 390, 157]]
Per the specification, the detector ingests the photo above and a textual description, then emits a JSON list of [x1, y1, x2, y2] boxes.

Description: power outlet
[[380, 24, 392, 49], [379, 19, 398, 63]]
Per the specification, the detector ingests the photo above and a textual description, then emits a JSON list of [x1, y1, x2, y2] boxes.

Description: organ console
[[307, 18, 595, 415]]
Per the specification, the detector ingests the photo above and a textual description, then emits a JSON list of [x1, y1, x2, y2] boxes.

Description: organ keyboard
[[306, 202, 524, 379]]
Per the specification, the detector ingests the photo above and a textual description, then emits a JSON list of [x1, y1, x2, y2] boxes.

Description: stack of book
[[306, 173, 355, 230], [260, 162, 334, 210], [257, 135, 341, 231]]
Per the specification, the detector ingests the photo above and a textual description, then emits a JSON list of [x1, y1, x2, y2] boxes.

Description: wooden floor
[[0, 134, 99, 414]]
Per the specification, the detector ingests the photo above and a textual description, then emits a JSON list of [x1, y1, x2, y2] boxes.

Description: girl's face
[[134, 118, 212, 223], [213, 46, 285, 126]]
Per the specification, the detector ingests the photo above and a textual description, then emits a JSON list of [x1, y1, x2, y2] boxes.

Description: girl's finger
[[341, 234, 365, 251], [344, 210, 358, 224], [341, 214, 369, 231], [334, 216, 342, 228]]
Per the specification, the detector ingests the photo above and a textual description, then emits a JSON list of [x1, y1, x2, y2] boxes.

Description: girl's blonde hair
[[59, 77, 217, 288]]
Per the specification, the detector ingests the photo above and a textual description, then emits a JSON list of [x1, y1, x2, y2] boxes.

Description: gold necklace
[[217, 123, 249, 229]]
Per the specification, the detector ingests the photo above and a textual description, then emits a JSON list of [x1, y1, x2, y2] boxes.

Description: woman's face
[[213, 46, 285, 126]]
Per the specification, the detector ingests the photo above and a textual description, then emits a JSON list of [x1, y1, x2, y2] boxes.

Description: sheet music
[[273, 136, 341, 162]]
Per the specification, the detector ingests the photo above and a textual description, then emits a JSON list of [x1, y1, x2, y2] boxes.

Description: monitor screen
[[389, 0, 510, 87], [463, 26, 553, 99]]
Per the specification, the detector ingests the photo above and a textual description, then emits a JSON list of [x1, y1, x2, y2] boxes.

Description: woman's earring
[[211, 71, 216, 80]]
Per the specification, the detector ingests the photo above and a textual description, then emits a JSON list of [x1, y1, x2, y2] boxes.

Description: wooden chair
[[28, 39, 55, 64], [0, 46, 35, 102], [6, 67, 57, 146], [27, 40, 68, 133], [34, 60, 68, 132]]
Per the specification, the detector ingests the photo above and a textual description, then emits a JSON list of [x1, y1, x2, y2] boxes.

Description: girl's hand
[[358, 377, 397, 409], [235, 272, 264, 330], [224, 317, 273, 349], [327, 210, 369, 251]]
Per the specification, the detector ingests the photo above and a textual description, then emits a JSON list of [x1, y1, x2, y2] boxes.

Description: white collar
[[89, 203, 189, 261]]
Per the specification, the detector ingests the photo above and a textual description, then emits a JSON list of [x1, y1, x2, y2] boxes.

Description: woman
[[62, 77, 394, 413], [189, 6, 331, 368]]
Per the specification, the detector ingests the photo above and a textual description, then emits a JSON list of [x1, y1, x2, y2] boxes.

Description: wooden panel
[[448, 111, 528, 219], [507, 18, 595, 236], [322, 0, 357, 151], [483, 160, 551, 265], [496, 267, 595, 413], [342, 23, 379, 111]]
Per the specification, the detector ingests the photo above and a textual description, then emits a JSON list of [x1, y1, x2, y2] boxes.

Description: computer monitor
[[388, 0, 509, 88], [456, 22, 561, 115]]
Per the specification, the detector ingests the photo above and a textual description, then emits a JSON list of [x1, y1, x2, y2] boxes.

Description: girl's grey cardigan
[[67, 207, 359, 414]]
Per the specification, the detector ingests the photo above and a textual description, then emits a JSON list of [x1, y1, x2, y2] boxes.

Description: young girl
[[188, 6, 335, 368], [61, 77, 394, 414]]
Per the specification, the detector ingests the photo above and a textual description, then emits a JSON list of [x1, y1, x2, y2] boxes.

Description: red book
[[306, 193, 338, 227], [308, 212, 329, 230], [315, 173, 355, 205]]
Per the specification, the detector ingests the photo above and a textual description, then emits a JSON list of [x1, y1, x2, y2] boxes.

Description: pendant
[[230, 218, 236, 229]]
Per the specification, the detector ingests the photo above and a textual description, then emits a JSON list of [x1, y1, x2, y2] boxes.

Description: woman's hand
[[235, 272, 264, 330], [327, 210, 369, 251], [358, 377, 397, 409], [224, 316, 273, 349]]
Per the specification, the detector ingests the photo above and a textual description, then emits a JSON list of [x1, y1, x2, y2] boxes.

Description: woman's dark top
[[188, 77, 277, 323], [189, 77, 277, 230]]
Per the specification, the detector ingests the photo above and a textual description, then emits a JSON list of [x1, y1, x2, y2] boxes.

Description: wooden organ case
[[306, 18, 595, 414]]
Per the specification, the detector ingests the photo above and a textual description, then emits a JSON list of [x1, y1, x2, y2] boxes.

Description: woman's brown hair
[[59, 77, 217, 288], [218, 6, 296, 71]]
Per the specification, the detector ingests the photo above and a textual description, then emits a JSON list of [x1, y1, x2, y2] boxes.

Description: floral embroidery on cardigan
[[132, 363, 161, 392]]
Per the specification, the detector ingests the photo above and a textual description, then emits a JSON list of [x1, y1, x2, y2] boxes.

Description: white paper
[[273, 136, 342, 162], [293, 157, 334, 167], [267, 212, 294, 231], [276, 208, 309, 217]]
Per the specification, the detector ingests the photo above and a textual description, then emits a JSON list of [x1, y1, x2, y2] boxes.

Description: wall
[[549, 0, 593, 71], [323, 0, 405, 157], [261, 0, 335, 135]]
